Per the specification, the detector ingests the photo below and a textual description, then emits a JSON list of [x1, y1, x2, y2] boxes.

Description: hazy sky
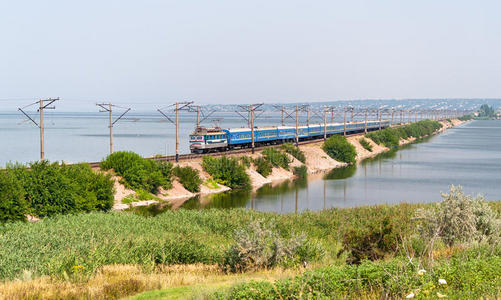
[[1, 0, 500, 110]]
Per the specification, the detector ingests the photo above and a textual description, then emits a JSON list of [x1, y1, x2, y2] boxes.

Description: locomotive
[[189, 120, 390, 154]]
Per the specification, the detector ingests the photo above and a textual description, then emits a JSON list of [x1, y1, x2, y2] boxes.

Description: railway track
[[87, 130, 369, 168]]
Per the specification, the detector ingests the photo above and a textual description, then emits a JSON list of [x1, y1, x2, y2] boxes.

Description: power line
[[158, 101, 195, 162], [96, 102, 131, 155], [18, 97, 60, 161]]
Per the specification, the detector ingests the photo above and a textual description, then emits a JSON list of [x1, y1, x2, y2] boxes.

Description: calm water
[[0, 112, 286, 165], [182, 120, 501, 212], [0, 110, 411, 166]]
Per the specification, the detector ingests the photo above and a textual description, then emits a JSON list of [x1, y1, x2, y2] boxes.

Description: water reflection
[[131, 121, 501, 215], [182, 189, 251, 209], [324, 165, 357, 180]]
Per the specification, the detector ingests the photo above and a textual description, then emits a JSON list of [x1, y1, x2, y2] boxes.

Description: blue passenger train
[[189, 120, 390, 153]]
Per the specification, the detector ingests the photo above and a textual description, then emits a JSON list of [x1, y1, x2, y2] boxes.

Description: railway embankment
[[110, 119, 467, 210]]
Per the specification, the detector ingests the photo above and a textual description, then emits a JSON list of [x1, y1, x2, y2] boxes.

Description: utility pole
[[291, 105, 309, 146], [158, 101, 194, 162], [97, 103, 131, 155], [250, 104, 255, 151], [364, 108, 368, 133], [39, 100, 44, 160], [378, 108, 383, 130], [18, 97, 60, 161], [196, 106, 200, 128], [306, 106, 310, 126], [391, 109, 394, 125], [296, 104, 299, 147], [189, 105, 216, 129], [235, 103, 264, 154], [272, 105, 287, 126], [281, 105, 284, 126], [323, 107, 327, 140], [343, 107, 347, 136]]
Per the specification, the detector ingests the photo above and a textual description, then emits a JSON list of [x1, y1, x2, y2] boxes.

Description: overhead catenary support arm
[[158, 101, 195, 162], [97, 103, 131, 155], [18, 97, 60, 161]]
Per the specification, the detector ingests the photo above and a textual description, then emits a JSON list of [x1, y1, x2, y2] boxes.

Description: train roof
[[190, 127, 226, 135], [225, 126, 278, 133], [208, 120, 391, 134]]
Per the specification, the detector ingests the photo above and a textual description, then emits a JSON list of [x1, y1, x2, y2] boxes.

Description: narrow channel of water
[[177, 120, 501, 213]]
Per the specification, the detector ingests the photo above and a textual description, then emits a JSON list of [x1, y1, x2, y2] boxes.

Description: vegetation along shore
[[1, 119, 464, 219], [0, 118, 466, 222], [0, 186, 499, 299], [1, 117, 488, 299]]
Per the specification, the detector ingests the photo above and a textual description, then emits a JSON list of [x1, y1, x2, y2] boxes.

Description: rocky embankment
[[111, 119, 467, 210]]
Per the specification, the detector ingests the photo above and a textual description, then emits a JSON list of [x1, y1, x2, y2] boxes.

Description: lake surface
[[0, 112, 285, 165], [0, 111, 386, 166], [182, 120, 501, 212]]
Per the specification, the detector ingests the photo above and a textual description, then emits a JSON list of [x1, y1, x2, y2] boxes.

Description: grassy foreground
[[0, 198, 499, 299]]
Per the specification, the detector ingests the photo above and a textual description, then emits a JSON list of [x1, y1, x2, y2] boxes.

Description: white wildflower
[[438, 278, 447, 285], [417, 269, 426, 276], [405, 292, 415, 299]]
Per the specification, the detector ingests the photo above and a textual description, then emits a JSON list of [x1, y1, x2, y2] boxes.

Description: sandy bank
[[300, 143, 347, 173], [347, 136, 389, 162], [111, 118, 467, 210]]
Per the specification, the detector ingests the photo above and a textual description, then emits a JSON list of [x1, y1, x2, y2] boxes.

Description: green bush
[[221, 220, 323, 272], [173, 166, 202, 193], [415, 185, 500, 247], [358, 138, 373, 152], [215, 254, 501, 299], [100, 151, 173, 194], [262, 148, 291, 170], [343, 204, 414, 264], [0, 171, 27, 223], [281, 143, 306, 163], [253, 157, 273, 177], [238, 156, 251, 168], [322, 135, 357, 164], [459, 114, 473, 121], [366, 127, 400, 148], [7, 162, 114, 218], [366, 120, 443, 148], [202, 156, 250, 189], [292, 165, 308, 179], [342, 214, 404, 264]]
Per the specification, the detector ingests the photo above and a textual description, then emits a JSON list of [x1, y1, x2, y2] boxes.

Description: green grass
[[1, 201, 499, 284], [204, 179, 220, 190], [262, 148, 291, 170], [359, 137, 373, 152], [253, 157, 273, 177], [122, 190, 163, 204], [212, 249, 501, 299], [0, 203, 428, 280], [281, 143, 306, 163], [128, 287, 191, 300]]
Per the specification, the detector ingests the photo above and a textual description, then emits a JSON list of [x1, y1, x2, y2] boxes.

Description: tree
[[478, 104, 495, 118]]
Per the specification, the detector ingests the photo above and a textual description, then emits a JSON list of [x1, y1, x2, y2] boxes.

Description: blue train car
[[192, 120, 391, 153], [277, 126, 296, 141], [255, 127, 279, 142], [223, 128, 252, 145]]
